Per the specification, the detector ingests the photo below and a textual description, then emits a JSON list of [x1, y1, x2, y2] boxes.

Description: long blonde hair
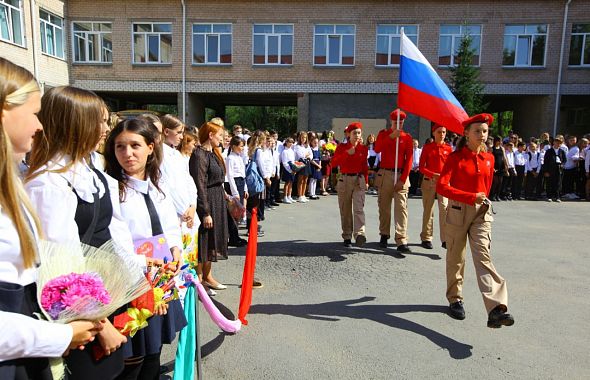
[[27, 86, 106, 180], [0, 57, 42, 268]]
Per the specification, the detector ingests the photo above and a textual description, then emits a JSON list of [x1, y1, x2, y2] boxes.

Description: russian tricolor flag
[[398, 31, 468, 134]]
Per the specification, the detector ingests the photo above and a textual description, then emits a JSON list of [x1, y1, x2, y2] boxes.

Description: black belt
[[342, 173, 362, 176], [381, 168, 404, 171]]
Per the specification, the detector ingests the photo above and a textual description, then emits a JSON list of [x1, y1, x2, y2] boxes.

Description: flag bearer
[[419, 124, 453, 250], [374, 109, 413, 253], [331, 122, 368, 248], [436, 113, 514, 328]]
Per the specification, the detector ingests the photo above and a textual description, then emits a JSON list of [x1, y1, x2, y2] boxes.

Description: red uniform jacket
[[436, 146, 495, 205], [374, 129, 413, 182], [331, 142, 369, 184], [419, 142, 453, 178]]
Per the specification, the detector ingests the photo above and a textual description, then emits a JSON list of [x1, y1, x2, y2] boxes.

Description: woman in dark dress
[[189, 122, 228, 295]]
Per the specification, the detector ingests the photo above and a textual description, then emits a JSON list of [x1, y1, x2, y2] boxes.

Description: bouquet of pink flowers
[[41, 272, 111, 320]]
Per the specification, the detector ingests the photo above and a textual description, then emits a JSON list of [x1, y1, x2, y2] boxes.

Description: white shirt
[[258, 148, 274, 179], [90, 151, 105, 171], [281, 147, 295, 173], [564, 146, 580, 170], [160, 144, 197, 217], [226, 152, 247, 197], [367, 144, 381, 167], [272, 146, 281, 176], [525, 151, 542, 173], [25, 157, 136, 260], [514, 151, 527, 166], [0, 205, 72, 361], [276, 140, 284, 155], [119, 176, 182, 252], [412, 147, 421, 170], [294, 143, 311, 161], [585, 148, 590, 173], [505, 150, 515, 169]]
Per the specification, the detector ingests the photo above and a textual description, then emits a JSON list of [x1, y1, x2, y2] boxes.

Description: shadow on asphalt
[[250, 296, 473, 360], [230, 240, 442, 262]]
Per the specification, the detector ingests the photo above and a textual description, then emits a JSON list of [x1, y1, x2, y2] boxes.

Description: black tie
[[143, 191, 164, 236]]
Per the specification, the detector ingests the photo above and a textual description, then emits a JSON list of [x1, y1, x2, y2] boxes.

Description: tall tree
[[449, 33, 487, 116]]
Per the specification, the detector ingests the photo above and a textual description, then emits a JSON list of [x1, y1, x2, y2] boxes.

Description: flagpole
[[394, 28, 404, 186]]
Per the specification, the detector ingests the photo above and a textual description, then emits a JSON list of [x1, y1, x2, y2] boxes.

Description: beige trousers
[[375, 169, 409, 245], [337, 175, 366, 240], [420, 177, 448, 243], [445, 199, 508, 313]]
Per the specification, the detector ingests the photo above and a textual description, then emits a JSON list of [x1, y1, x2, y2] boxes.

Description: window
[[132, 23, 172, 64], [438, 24, 481, 66], [253, 24, 293, 65], [313, 24, 355, 66], [569, 24, 590, 66], [72, 22, 112, 63], [502, 24, 547, 67], [0, 0, 23, 45], [375, 24, 418, 66], [192, 23, 232, 64], [39, 9, 64, 59]]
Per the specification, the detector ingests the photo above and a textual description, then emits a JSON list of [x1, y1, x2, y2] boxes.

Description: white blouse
[[25, 156, 135, 259], [119, 176, 182, 253], [226, 152, 247, 197], [281, 147, 295, 173], [294, 144, 312, 161], [160, 144, 198, 217]]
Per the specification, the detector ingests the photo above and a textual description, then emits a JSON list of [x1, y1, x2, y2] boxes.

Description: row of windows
[[1, 1, 589, 68]]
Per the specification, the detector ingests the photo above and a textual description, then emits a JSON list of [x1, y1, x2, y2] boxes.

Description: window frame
[[39, 8, 65, 59], [192, 22, 233, 65], [502, 24, 548, 68], [375, 24, 419, 67], [438, 24, 482, 67], [568, 23, 590, 67], [131, 22, 173, 65], [0, 0, 25, 46], [71, 21, 113, 64], [252, 23, 294, 66], [312, 24, 356, 67]]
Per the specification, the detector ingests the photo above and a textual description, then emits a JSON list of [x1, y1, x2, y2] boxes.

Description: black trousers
[[546, 169, 563, 199], [502, 168, 516, 197], [409, 170, 421, 195], [513, 165, 525, 198], [490, 173, 503, 199], [562, 167, 578, 195], [224, 182, 240, 243], [524, 171, 539, 198]]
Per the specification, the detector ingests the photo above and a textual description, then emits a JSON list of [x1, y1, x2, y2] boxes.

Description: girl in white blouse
[[25, 86, 135, 380], [104, 118, 187, 380], [280, 138, 296, 203], [294, 131, 312, 202], [0, 58, 100, 378]]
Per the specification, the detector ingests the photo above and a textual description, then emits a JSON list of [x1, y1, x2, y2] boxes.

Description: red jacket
[[331, 142, 369, 183], [374, 129, 413, 182], [419, 142, 453, 178], [436, 147, 495, 205]]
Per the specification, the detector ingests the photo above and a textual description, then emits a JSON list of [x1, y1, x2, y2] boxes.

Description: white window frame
[[313, 24, 356, 67], [131, 22, 172, 64], [252, 23, 294, 66], [375, 24, 419, 67], [438, 24, 482, 67], [39, 9, 64, 59], [0, 0, 25, 46], [192, 23, 232, 65], [71, 21, 113, 63], [502, 24, 548, 67], [569, 24, 590, 67]]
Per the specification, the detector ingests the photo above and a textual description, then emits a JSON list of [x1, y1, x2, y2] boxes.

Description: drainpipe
[[181, 0, 187, 123], [553, 0, 572, 137], [29, 0, 40, 89]]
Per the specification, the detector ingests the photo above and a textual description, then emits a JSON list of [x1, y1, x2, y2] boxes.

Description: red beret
[[462, 113, 494, 128], [389, 109, 407, 121], [345, 122, 363, 134], [431, 123, 445, 133]]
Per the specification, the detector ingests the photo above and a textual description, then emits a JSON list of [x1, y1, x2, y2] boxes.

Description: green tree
[[449, 33, 487, 115], [224, 106, 297, 137]]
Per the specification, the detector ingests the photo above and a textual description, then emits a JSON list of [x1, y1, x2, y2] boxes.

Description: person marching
[[374, 109, 413, 253], [436, 113, 514, 328], [331, 122, 368, 248], [419, 124, 453, 250]]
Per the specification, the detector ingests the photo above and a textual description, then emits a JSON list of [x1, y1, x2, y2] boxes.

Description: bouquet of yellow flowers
[[322, 142, 337, 154]]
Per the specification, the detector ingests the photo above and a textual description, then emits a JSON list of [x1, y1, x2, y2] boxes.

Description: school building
[[1, 0, 589, 140]]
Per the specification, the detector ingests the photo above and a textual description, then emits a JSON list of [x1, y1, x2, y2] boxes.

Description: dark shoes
[[449, 301, 466, 320], [379, 235, 388, 248], [228, 238, 247, 247], [487, 306, 515, 328], [441, 241, 447, 249], [397, 244, 411, 254], [252, 279, 264, 289], [355, 235, 366, 247], [421, 240, 433, 249], [343, 239, 352, 248]]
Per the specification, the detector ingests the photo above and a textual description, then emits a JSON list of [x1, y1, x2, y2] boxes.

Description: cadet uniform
[[331, 122, 368, 247], [419, 124, 452, 248], [374, 109, 413, 252], [436, 113, 514, 328]]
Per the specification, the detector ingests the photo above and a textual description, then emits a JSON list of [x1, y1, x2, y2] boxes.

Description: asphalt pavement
[[162, 193, 590, 379]]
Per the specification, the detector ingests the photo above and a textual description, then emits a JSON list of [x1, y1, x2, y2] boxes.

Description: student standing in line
[[562, 135, 580, 200], [104, 118, 187, 380], [489, 136, 507, 201], [524, 142, 542, 200], [419, 124, 452, 250], [280, 138, 296, 203], [542, 135, 567, 203], [0, 57, 102, 380], [294, 131, 312, 202], [513, 142, 527, 200], [436, 113, 514, 329], [225, 136, 248, 247], [366, 134, 380, 195], [331, 122, 368, 248], [308, 136, 322, 200], [409, 139, 422, 197]]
